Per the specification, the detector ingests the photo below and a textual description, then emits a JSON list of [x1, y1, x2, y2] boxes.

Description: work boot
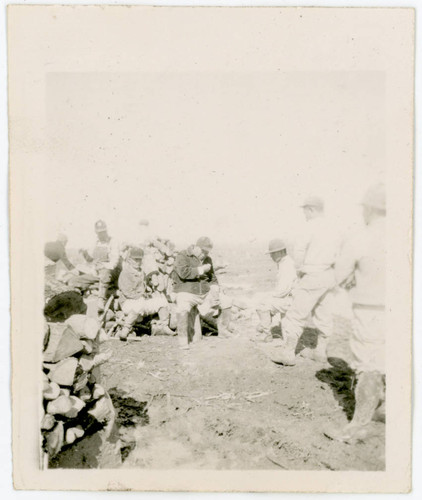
[[151, 320, 176, 336], [270, 335, 297, 366], [118, 325, 131, 340], [255, 309, 272, 342], [217, 308, 239, 338], [177, 311, 190, 349], [324, 371, 384, 443], [300, 334, 329, 363]]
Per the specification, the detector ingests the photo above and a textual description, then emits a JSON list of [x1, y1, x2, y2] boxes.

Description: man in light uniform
[[324, 184, 386, 443], [80, 220, 121, 309], [173, 237, 233, 349], [271, 195, 339, 366], [254, 238, 297, 343]]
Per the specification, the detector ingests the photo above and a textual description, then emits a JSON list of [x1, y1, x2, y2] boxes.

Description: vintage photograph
[[9, 5, 414, 492]]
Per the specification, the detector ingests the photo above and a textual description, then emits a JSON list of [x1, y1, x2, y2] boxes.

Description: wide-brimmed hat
[[94, 219, 107, 233], [196, 236, 213, 251], [266, 238, 287, 254], [300, 195, 324, 211], [361, 183, 386, 211]]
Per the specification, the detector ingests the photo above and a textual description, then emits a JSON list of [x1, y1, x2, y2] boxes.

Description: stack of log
[[143, 237, 177, 297], [41, 315, 114, 459]]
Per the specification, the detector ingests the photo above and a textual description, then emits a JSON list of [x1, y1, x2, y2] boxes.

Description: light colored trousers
[[281, 270, 336, 342], [176, 290, 232, 316], [350, 304, 385, 374], [121, 295, 168, 316]]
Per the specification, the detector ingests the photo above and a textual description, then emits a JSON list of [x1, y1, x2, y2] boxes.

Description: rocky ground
[[50, 248, 385, 470]]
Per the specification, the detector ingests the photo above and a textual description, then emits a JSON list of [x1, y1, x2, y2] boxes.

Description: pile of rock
[[41, 315, 114, 458]]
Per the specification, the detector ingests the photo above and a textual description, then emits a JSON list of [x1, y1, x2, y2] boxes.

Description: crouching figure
[[117, 247, 174, 340]]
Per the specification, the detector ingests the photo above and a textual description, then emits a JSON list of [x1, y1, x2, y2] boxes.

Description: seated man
[[117, 247, 174, 340], [254, 238, 297, 343], [173, 237, 234, 350]]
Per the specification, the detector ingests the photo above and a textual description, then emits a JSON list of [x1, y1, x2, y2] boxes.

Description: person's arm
[[293, 228, 311, 270], [273, 260, 297, 298], [59, 248, 75, 271], [103, 239, 120, 270], [174, 253, 207, 280], [335, 238, 357, 288], [206, 257, 219, 285]]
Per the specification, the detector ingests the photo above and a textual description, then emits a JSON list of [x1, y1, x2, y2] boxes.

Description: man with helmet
[[270, 195, 340, 366], [173, 236, 234, 349], [254, 238, 297, 343], [79, 220, 121, 309], [117, 246, 174, 340], [324, 183, 386, 444]]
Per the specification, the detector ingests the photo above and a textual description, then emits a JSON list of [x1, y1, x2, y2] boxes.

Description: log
[[78, 386, 91, 402], [43, 324, 84, 363], [73, 371, 89, 392], [43, 382, 60, 401], [88, 394, 115, 424], [41, 414, 56, 431], [65, 315, 100, 340], [81, 340, 93, 354], [62, 396, 85, 419], [49, 357, 78, 386], [65, 426, 84, 445], [45, 421, 64, 457], [92, 384, 105, 400], [46, 395, 73, 416]]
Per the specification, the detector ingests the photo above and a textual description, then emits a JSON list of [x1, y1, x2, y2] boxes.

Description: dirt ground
[[52, 248, 385, 470]]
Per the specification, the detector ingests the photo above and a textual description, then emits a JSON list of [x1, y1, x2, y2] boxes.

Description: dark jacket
[[172, 246, 218, 295]]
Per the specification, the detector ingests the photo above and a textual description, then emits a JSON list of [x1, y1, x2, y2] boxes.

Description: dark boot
[[324, 371, 384, 443], [177, 311, 190, 349]]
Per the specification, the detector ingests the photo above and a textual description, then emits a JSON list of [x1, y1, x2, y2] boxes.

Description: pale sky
[[44, 71, 384, 249]]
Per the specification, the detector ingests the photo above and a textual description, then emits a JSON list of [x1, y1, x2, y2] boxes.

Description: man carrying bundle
[[173, 237, 234, 350], [117, 247, 175, 340]]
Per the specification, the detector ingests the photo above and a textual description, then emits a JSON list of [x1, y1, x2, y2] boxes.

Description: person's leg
[[118, 299, 143, 340], [176, 293, 201, 349], [270, 286, 323, 366], [151, 305, 176, 336], [324, 370, 384, 443], [98, 269, 113, 308]]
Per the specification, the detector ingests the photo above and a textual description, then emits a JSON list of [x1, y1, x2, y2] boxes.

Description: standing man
[[324, 184, 386, 443], [173, 237, 233, 349], [255, 238, 297, 343], [80, 220, 121, 310], [271, 195, 339, 366]]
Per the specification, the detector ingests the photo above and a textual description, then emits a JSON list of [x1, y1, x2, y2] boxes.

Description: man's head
[[266, 238, 287, 263], [196, 236, 213, 258], [301, 195, 325, 221], [127, 247, 144, 270], [94, 219, 109, 241], [57, 233, 68, 246], [361, 184, 386, 225]]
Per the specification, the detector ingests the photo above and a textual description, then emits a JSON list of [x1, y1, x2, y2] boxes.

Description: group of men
[[45, 182, 386, 445], [255, 184, 386, 444], [44, 222, 235, 344]]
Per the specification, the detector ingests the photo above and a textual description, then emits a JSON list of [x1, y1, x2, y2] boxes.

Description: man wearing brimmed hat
[[270, 194, 340, 366], [254, 238, 297, 343], [324, 183, 386, 444], [79, 220, 121, 309], [117, 247, 174, 340], [172, 236, 234, 349]]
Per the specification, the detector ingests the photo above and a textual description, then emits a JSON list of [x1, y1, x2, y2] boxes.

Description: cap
[[361, 183, 386, 211], [196, 236, 213, 251], [300, 195, 324, 211], [265, 238, 287, 254], [94, 220, 107, 232], [128, 247, 144, 261]]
